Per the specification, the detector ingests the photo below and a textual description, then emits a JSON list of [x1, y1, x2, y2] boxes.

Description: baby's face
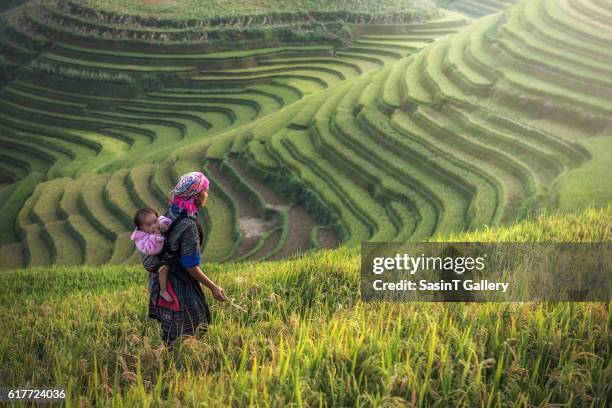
[[140, 213, 160, 234]]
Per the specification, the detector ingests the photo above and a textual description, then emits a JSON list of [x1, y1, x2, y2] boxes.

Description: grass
[[333, 90, 467, 236], [0, 133, 72, 178], [268, 128, 366, 244], [542, 0, 609, 45], [519, 0, 612, 62], [195, 166, 240, 262], [243, 140, 280, 171], [571, 0, 612, 25], [103, 169, 140, 229], [0, 0, 26, 13], [413, 106, 532, 216], [0, 172, 45, 244], [191, 70, 336, 90], [403, 50, 434, 105], [30, 60, 137, 83], [0, 138, 55, 174], [382, 57, 412, 109], [445, 25, 494, 93], [199, 64, 350, 80], [205, 137, 235, 160], [218, 159, 273, 219], [501, 9, 612, 85], [1, 0, 611, 270], [353, 106, 474, 232], [71, 0, 439, 21], [127, 164, 168, 211], [51, 43, 334, 62], [442, 105, 566, 180], [0, 2, 610, 404], [296, 128, 393, 240], [77, 174, 122, 241], [59, 176, 114, 265], [21, 0, 439, 52], [0, 207, 610, 406], [0, 112, 102, 153], [19, 225, 54, 267], [37, 54, 197, 74], [441, 0, 516, 17], [554, 136, 612, 213], [145, 94, 263, 119]]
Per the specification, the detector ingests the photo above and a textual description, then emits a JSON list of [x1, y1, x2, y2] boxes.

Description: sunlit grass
[[1, 207, 610, 406]]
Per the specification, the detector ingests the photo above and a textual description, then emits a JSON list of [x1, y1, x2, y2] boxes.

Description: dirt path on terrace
[[316, 227, 339, 249], [228, 156, 286, 206], [228, 156, 339, 258], [206, 161, 273, 260]]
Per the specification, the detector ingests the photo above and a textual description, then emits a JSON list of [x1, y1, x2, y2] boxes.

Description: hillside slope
[[226, 0, 610, 243], [0, 0, 442, 89], [0, 0, 611, 269], [435, 0, 518, 17], [76, 0, 439, 20], [0, 1, 468, 269]]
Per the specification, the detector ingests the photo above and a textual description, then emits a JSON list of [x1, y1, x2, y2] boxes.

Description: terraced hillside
[[228, 0, 608, 245], [0, 0, 610, 270], [436, 0, 517, 17], [0, 0, 470, 270], [75, 0, 440, 20], [0, 0, 441, 88], [0, 1, 27, 13]]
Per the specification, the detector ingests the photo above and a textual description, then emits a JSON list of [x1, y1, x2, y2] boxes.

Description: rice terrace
[[0, 0, 610, 406]]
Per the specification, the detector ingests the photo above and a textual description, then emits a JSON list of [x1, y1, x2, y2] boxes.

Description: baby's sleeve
[[137, 233, 166, 255]]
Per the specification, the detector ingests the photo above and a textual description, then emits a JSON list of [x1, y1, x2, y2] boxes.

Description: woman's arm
[[186, 266, 228, 301], [178, 219, 228, 302]]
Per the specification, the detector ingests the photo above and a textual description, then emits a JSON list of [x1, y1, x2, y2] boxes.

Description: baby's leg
[[158, 265, 173, 302]]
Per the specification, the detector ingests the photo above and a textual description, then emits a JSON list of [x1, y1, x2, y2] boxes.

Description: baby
[[131, 208, 174, 302]]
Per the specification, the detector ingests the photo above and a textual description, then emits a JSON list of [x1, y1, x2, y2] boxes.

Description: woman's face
[[195, 189, 209, 207]]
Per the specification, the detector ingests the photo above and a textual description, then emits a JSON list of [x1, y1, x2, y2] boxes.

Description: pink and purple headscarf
[[169, 171, 210, 216]]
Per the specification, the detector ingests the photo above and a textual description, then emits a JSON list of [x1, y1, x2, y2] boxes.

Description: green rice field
[[0, 0, 610, 405], [1, 207, 610, 406]]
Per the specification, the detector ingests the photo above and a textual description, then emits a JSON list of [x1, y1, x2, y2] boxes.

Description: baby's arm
[[158, 216, 172, 233]]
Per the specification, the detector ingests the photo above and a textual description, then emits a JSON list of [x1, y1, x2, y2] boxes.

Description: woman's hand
[[211, 285, 228, 302], [186, 266, 228, 301]]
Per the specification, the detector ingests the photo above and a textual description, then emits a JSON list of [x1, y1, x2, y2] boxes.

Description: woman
[[144, 171, 228, 345]]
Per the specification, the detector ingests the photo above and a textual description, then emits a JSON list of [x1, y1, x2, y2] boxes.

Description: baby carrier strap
[[163, 212, 203, 258]]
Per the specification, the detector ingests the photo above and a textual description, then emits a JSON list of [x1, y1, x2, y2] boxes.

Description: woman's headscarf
[[169, 171, 210, 217]]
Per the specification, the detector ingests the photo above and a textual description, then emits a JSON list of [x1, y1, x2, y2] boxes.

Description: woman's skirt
[[148, 269, 210, 344]]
